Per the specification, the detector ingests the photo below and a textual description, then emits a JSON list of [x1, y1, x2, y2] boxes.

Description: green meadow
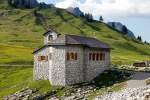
[[0, 8, 149, 65], [0, 1, 150, 99], [0, 66, 62, 98]]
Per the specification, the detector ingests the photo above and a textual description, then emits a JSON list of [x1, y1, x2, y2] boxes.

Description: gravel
[[95, 86, 150, 100]]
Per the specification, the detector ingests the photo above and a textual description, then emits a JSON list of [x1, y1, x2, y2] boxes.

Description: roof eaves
[[43, 28, 61, 36], [32, 45, 48, 54], [32, 43, 66, 54]]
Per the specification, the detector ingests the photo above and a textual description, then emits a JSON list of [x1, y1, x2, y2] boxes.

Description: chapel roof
[[33, 34, 111, 54]]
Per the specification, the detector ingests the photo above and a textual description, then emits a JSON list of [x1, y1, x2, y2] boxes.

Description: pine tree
[[137, 36, 142, 42], [99, 16, 103, 22], [84, 13, 93, 22]]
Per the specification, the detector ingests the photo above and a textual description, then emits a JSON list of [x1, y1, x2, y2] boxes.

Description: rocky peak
[[107, 22, 135, 38], [66, 7, 84, 17]]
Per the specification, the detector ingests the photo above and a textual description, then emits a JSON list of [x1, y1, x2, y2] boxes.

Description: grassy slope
[[0, 7, 150, 65], [0, 66, 62, 98], [0, 2, 150, 99]]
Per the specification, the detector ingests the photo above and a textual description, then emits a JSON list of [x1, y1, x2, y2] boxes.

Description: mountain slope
[[107, 22, 135, 38], [0, 5, 150, 65]]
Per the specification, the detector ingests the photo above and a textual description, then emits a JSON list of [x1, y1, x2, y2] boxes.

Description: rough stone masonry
[[33, 29, 111, 86]]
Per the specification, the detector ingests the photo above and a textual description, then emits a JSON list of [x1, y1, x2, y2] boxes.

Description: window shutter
[[67, 52, 78, 61], [89, 53, 92, 60], [71, 52, 74, 60], [100, 53, 103, 61], [41, 56, 45, 60], [92, 53, 96, 61], [38, 56, 41, 61], [75, 53, 77, 60], [46, 56, 48, 61], [96, 53, 99, 61]]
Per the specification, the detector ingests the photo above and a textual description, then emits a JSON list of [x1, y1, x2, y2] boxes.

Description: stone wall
[[33, 47, 51, 80], [33, 45, 110, 86], [50, 46, 66, 86], [65, 46, 110, 85], [65, 45, 84, 85], [84, 48, 110, 81]]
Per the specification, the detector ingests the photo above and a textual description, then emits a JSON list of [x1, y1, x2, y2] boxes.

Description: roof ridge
[[43, 28, 61, 36], [66, 34, 100, 40]]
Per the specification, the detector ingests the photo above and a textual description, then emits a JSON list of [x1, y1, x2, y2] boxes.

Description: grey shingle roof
[[33, 35, 111, 54], [65, 35, 110, 49]]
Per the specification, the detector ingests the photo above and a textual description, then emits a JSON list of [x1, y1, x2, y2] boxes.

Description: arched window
[[48, 35, 53, 41]]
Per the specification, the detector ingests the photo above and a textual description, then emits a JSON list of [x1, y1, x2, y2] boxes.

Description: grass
[[0, 66, 58, 99], [0, 2, 149, 99], [0, 66, 131, 99], [0, 7, 149, 65], [146, 78, 150, 85], [0, 44, 33, 65]]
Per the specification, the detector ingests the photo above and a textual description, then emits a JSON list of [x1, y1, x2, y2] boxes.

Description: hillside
[[0, 4, 150, 65], [0, 1, 150, 99]]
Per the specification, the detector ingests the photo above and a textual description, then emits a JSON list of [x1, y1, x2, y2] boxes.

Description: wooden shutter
[[38, 56, 48, 61], [45, 56, 48, 61], [75, 53, 77, 60], [71, 52, 74, 60], [41, 56, 45, 60], [38, 56, 41, 61], [100, 53, 103, 61], [89, 53, 92, 60], [96, 53, 99, 61], [92, 53, 96, 61]]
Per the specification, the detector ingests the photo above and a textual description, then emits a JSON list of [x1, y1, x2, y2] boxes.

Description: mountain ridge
[[107, 22, 135, 38], [0, 1, 150, 65], [66, 7, 84, 17]]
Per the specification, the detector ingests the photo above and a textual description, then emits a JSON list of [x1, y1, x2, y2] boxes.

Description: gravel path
[[127, 72, 150, 88], [95, 72, 150, 100], [95, 86, 150, 100]]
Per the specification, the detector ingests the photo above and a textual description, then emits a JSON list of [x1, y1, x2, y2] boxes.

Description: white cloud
[[55, 0, 150, 18], [56, 0, 79, 8]]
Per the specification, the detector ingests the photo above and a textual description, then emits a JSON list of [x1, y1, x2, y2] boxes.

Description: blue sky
[[38, 0, 150, 42]]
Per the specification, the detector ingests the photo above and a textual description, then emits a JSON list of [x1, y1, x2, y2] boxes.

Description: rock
[[3, 88, 34, 100], [94, 86, 150, 100], [64, 96, 76, 100], [49, 97, 59, 100], [107, 22, 135, 38], [66, 7, 84, 17]]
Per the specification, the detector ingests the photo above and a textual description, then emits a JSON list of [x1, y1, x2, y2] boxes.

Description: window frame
[[38, 56, 48, 61], [48, 35, 53, 41], [66, 52, 78, 61], [89, 52, 105, 61]]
